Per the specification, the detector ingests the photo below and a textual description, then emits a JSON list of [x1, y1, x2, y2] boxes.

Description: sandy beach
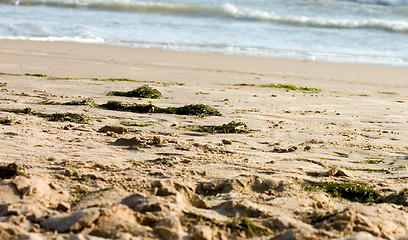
[[1, 39, 408, 239]]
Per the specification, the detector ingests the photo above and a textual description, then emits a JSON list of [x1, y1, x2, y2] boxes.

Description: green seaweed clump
[[120, 121, 153, 127], [301, 211, 337, 225], [39, 100, 61, 105], [382, 189, 408, 206], [97, 78, 141, 82], [347, 168, 388, 173], [0, 117, 16, 125], [99, 101, 155, 113], [226, 216, 272, 237], [1, 107, 90, 124], [44, 112, 91, 124], [181, 212, 271, 237], [100, 101, 221, 117], [303, 181, 382, 203], [234, 83, 256, 87], [1, 107, 33, 115], [108, 85, 162, 99], [24, 73, 48, 78], [62, 98, 97, 107], [295, 158, 326, 168], [379, 91, 397, 95], [260, 84, 321, 94], [157, 104, 222, 117], [71, 186, 88, 200], [195, 121, 250, 134], [0, 163, 23, 179], [235, 83, 321, 93], [40, 98, 96, 107]]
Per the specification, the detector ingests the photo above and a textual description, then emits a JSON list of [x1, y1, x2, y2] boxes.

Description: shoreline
[[1, 38, 408, 239], [2, 34, 407, 68], [1, 39, 408, 84]]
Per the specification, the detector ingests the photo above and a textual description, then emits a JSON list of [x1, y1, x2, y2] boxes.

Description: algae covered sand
[[99, 101, 222, 117], [108, 85, 162, 99], [1, 40, 408, 240]]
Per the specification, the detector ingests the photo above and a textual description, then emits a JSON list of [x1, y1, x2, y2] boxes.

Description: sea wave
[[222, 3, 408, 33], [1, 35, 105, 43], [338, 0, 408, 6], [1, 0, 407, 33]]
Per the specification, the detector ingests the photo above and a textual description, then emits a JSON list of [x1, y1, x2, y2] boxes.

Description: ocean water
[[0, 0, 408, 66]]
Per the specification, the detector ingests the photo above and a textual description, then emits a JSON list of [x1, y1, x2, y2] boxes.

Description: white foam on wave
[[339, 0, 408, 6], [5, 0, 216, 15], [1, 35, 407, 67], [114, 40, 408, 67], [3, 0, 407, 33], [222, 3, 408, 32], [0, 35, 105, 43]]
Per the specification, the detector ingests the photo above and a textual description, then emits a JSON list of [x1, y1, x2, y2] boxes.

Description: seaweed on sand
[[62, 98, 97, 107], [43, 112, 90, 124], [226, 216, 272, 237], [0, 107, 90, 124], [40, 98, 97, 107], [304, 181, 408, 206], [156, 104, 222, 117], [0, 163, 23, 179], [259, 84, 321, 94], [96, 78, 142, 83], [295, 158, 326, 168], [99, 101, 155, 113], [194, 121, 250, 134], [0, 117, 16, 125], [2, 107, 33, 115], [24, 73, 49, 78], [182, 212, 272, 237], [99, 101, 222, 117], [108, 85, 162, 99], [235, 83, 321, 93], [302, 181, 382, 203]]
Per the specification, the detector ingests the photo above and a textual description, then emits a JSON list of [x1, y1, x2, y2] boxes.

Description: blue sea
[[1, 0, 408, 66]]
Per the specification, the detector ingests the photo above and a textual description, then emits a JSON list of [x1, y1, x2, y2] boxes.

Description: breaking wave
[[1, 0, 407, 33], [338, 0, 408, 6]]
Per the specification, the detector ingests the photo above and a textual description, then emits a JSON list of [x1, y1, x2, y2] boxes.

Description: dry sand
[[1, 39, 408, 239]]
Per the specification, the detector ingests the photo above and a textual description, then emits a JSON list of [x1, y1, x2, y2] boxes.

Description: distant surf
[[1, 0, 407, 66], [339, 0, 408, 6]]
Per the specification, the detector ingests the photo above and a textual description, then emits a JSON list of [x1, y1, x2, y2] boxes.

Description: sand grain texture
[[1, 40, 408, 239]]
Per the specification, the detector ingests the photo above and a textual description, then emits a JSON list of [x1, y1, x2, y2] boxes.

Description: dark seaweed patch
[[43, 112, 90, 124], [303, 181, 382, 203], [24, 73, 48, 78], [182, 212, 271, 237], [235, 83, 321, 94], [156, 104, 222, 117], [40, 98, 96, 107], [108, 85, 162, 99], [194, 121, 250, 134], [0, 163, 23, 179], [99, 101, 221, 117], [1, 107, 33, 114], [260, 84, 321, 93], [96, 78, 142, 83], [62, 98, 97, 107], [304, 181, 408, 206], [0, 117, 16, 125], [0, 107, 90, 124], [120, 121, 153, 127], [295, 158, 326, 168], [99, 101, 155, 113], [226, 216, 272, 237]]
